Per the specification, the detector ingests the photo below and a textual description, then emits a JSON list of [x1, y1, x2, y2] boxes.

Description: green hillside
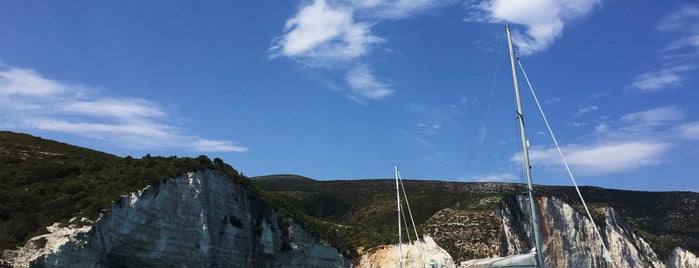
[[0, 131, 358, 259], [0, 131, 242, 251], [251, 175, 699, 262], [1, 130, 696, 263]]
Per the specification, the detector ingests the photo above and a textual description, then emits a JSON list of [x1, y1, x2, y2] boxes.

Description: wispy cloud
[[466, 0, 602, 55], [574, 105, 598, 117], [515, 106, 690, 175], [657, 3, 699, 64], [354, 0, 455, 19], [627, 64, 696, 92], [0, 66, 248, 153], [402, 131, 445, 161], [525, 142, 671, 175], [626, 5, 699, 92], [408, 101, 468, 135], [619, 106, 684, 129], [270, 0, 453, 101], [471, 172, 518, 182], [675, 122, 699, 140], [346, 65, 394, 99]]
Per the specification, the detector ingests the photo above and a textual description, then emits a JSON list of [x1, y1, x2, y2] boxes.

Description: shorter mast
[[395, 165, 404, 268], [506, 25, 544, 267]]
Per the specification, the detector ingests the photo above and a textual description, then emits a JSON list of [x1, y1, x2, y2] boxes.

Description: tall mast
[[506, 25, 544, 267], [395, 165, 403, 268]]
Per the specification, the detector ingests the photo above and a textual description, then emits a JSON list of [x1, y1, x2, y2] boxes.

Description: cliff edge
[[1, 169, 350, 267]]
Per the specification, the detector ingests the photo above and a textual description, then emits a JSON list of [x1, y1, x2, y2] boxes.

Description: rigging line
[[397, 169, 428, 266], [400, 202, 412, 243], [516, 59, 614, 266], [399, 175, 420, 241], [465, 36, 507, 177]]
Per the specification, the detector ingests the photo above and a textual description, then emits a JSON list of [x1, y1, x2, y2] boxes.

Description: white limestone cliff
[[2, 170, 350, 267], [667, 247, 699, 268], [497, 195, 696, 268], [421, 194, 697, 268], [2, 174, 696, 268], [356, 235, 455, 268]]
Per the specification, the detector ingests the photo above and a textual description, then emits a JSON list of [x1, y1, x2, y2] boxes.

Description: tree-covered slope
[[1, 130, 696, 263], [251, 174, 699, 261], [0, 131, 242, 251]]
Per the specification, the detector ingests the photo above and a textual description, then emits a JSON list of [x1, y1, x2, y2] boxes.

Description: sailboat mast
[[506, 25, 545, 267], [395, 165, 403, 268]]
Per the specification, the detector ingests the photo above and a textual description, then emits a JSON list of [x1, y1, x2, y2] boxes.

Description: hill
[[251, 174, 698, 262], [0, 131, 243, 251], [1, 130, 696, 265]]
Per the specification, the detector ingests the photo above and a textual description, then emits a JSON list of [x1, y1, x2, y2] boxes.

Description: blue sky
[[1, 0, 698, 192]]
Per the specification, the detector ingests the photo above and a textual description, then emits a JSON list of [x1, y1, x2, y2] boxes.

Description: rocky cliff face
[[356, 235, 454, 268], [2, 170, 350, 267], [2, 170, 696, 268], [667, 247, 699, 268], [534, 196, 664, 267], [422, 194, 699, 267]]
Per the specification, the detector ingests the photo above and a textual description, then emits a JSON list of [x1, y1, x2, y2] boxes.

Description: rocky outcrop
[[533, 196, 663, 267], [424, 194, 698, 268], [667, 247, 699, 268], [356, 235, 455, 268], [2, 170, 350, 267], [421, 196, 506, 261], [497, 195, 697, 267], [2, 170, 696, 268]]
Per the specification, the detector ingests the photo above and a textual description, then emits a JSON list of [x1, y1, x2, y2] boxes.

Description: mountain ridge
[[250, 174, 698, 262], [1, 131, 697, 266]]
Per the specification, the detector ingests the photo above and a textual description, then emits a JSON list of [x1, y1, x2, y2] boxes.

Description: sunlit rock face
[[356, 235, 454, 268], [667, 247, 699, 268], [4, 170, 350, 267], [422, 194, 697, 268], [3, 172, 696, 268], [502, 196, 695, 268]]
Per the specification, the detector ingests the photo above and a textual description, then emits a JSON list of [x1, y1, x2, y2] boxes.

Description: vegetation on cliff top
[[252, 175, 699, 262], [1, 130, 696, 262], [0, 131, 244, 251]]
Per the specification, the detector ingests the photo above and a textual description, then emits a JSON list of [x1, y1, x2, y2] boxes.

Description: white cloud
[[270, 0, 452, 101], [524, 141, 670, 175], [626, 64, 696, 92], [514, 106, 692, 175], [626, 5, 699, 92], [408, 100, 469, 136], [656, 4, 699, 33], [0, 68, 68, 97], [354, 0, 455, 19], [594, 123, 609, 133], [346, 65, 393, 99], [275, 0, 451, 58], [675, 121, 699, 140], [466, 0, 602, 55], [544, 97, 561, 104], [418, 122, 442, 135], [271, 0, 383, 65], [472, 172, 518, 182], [574, 105, 598, 117], [190, 138, 249, 153], [619, 106, 684, 126], [62, 97, 167, 120], [0, 66, 248, 153]]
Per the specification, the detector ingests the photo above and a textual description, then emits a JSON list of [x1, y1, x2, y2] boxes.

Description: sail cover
[[459, 250, 537, 268]]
